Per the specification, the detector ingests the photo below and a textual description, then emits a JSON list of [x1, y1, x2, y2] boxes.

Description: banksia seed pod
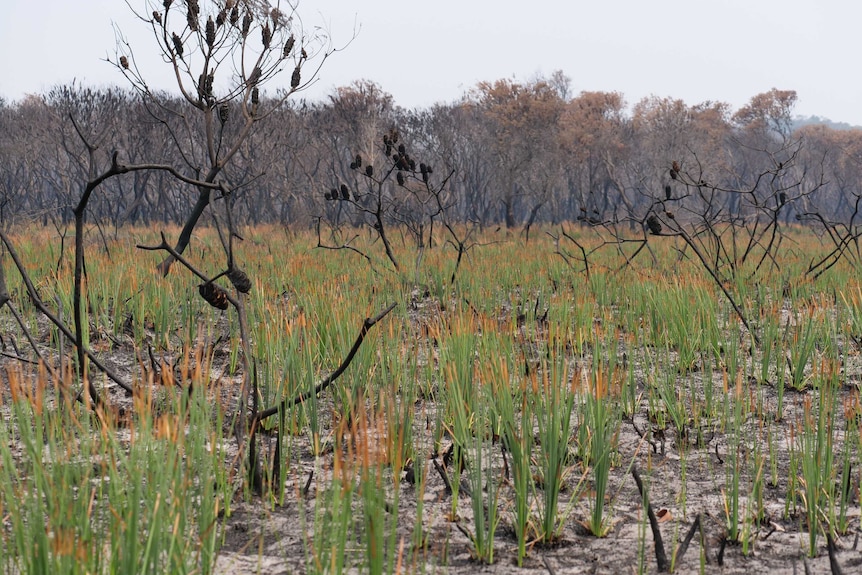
[[422, 170, 429, 183], [283, 35, 295, 58], [647, 215, 662, 235], [669, 168, 678, 180], [261, 23, 271, 49], [665, 185, 671, 200], [248, 66, 261, 85], [291, 65, 301, 89], [187, 9, 199, 31], [197, 71, 213, 100], [242, 11, 252, 36], [397, 171, 405, 186], [354, 154, 362, 168], [383, 134, 390, 146], [216, 9, 226, 27], [779, 192, 787, 206], [420, 163, 427, 174], [153, 10, 162, 24], [227, 268, 252, 293], [206, 16, 216, 47], [365, 165, 373, 177], [385, 144, 392, 156], [172, 33, 184, 57], [329, 188, 338, 200], [408, 158, 416, 171], [349, 161, 357, 170], [301, 48, 307, 59], [229, 5, 239, 26], [218, 103, 229, 123], [120, 56, 129, 69], [163, 0, 172, 9], [340, 184, 349, 199], [199, 283, 229, 310], [251, 87, 259, 105], [398, 143, 406, 155], [672, 160, 681, 173]]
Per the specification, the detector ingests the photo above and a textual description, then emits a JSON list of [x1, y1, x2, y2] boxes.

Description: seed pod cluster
[[227, 268, 252, 293], [420, 163, 431, 183], [350, 154, 362, 170], [365, 165, 373, 177], [646, 215, 662, 235], [283, 35, 295, 58], [218, 103, 229, 124], [324, 184, 351, 201], [229, 4, 239, 26], [199, 282, 229, 310], [290, 65, 301, 89], [251, 87, 259, 106], [396, 171, 405, 186], [216, 8, 226, 27], [665, 185, 671, 200], [198, 71, 214, 100], [392, 152, 411, 171], [120, 56, 129, 69], [153, 10, 162, 24]]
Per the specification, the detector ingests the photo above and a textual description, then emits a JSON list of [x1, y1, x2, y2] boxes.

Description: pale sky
[[2, 0, 862, 125]]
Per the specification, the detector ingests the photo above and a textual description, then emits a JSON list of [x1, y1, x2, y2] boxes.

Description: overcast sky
[[3, 0, 862, 125]]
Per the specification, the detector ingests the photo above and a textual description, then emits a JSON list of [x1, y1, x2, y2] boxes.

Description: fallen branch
[[253, 302, 398, 424]]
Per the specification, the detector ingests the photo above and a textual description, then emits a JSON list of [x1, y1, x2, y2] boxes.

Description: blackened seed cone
[[199, 283, 229, 310], [228, 269, 252, 293]]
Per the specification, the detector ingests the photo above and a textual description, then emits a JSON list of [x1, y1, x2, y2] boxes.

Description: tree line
[[1, 77, 860, 232]]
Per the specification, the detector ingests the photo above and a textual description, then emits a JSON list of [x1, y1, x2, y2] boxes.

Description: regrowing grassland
[[1, 224, 861, 574]]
